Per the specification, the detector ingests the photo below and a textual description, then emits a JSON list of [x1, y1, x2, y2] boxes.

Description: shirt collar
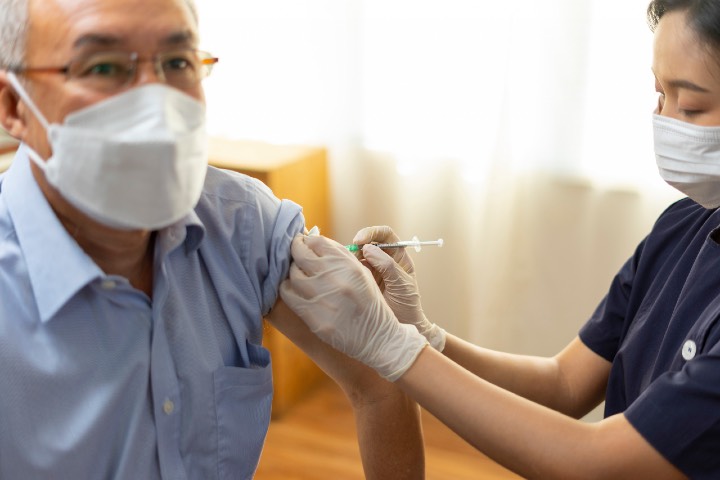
[[4, 145, 103, 322], [155, 208, 205, 258], [4, 145, 206, 322], [181, 208, 205, 254]]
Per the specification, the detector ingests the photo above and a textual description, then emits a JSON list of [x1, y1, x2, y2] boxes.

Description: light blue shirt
[[0, 146, 305, 479]]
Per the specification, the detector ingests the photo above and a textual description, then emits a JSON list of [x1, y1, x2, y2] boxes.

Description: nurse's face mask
[[6, 49, 215, 230], [653, 114, 720, 209]]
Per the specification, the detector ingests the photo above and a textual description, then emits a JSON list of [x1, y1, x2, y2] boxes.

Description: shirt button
[[682, 340, 697, 361], [163, 399, 175, 415], [101, 279, 116, 290]]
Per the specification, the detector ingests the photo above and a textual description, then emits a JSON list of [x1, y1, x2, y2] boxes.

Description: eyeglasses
[[10, 49, 219, 93]]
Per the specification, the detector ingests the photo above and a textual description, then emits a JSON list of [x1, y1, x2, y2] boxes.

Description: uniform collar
[[4, 144, 205, 322]]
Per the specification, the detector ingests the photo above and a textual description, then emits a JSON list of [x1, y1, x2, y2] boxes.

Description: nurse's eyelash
[[680, 109, 701, 117]]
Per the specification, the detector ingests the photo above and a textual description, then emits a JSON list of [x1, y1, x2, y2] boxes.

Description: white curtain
[[196, 0, 682, 363]]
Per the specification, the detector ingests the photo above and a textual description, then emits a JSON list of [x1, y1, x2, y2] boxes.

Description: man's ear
[[0, 71, 27, 140]]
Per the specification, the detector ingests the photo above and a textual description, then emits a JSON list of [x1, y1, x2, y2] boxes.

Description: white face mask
[[654, 113, 720, 209], [8, 73, 208, 230]]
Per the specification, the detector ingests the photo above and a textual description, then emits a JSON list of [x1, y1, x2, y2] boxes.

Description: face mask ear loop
[[7, 72, 51, 131]]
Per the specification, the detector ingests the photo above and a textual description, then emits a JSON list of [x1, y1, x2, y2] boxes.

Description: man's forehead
[[27, 0, 198, 57]]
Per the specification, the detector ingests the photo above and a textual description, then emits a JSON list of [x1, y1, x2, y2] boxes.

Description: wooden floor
[[255, 379, 522, 479]]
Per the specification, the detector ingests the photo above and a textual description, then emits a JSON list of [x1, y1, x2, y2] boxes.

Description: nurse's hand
[[280, 234, 428, 382], [354, 226, 446, 351], [352, 225, 414, 279]]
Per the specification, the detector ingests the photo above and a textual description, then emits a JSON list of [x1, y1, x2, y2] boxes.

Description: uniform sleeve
[[578, 201, 694, 361], [578, 238, 646, 362], [624, 341, 720, 479]]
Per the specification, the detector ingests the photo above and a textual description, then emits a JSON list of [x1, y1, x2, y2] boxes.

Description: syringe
[[346, 236, 444, 253]]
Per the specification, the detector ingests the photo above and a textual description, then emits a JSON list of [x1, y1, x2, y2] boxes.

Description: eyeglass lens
[[67, 50, 216, 92]]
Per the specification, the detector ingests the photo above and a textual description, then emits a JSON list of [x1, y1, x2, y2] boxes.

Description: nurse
[[275, 0, 720, 478]]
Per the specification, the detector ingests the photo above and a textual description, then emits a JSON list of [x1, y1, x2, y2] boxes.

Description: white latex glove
[[280, 234, 428, 382], [353, 226, 447, 351]]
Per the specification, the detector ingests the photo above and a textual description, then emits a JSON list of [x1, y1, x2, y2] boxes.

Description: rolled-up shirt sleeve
[[260, 197, 305, 314]]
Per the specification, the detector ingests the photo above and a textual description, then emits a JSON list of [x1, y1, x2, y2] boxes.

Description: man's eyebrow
[[72, 34, 122, 49], [71, 30, 197, 50], [160, 30, 197, 46]]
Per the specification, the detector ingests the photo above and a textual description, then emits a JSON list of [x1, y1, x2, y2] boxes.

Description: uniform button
[[682, 340, 697, 361], [101, 279, 116, 290], [163, 399, 175, 415]]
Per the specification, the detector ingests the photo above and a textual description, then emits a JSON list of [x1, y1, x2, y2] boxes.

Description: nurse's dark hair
[[647, 0, 720, 51]]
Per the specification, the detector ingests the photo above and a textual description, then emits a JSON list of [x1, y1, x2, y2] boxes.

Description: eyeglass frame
[[7, 49, 219, 92]]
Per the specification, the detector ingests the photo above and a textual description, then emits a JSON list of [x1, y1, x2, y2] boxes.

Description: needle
[[346, 236, 444, 253]]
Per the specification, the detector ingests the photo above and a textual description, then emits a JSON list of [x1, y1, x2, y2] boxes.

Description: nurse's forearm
[[396, 347, 685, 480], [442, 334, 563, 406], [442, 334, 608, 417]]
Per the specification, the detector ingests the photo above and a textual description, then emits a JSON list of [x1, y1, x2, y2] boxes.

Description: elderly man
[[0, 0, 424, 478]]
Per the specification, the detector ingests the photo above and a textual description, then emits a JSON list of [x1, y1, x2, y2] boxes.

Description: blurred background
[[196, 0, 681, 385]]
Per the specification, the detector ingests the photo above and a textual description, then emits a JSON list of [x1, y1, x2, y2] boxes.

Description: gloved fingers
[[358, 257, 387, 293], [387, 245, 415, 276], [283, 261, 353, 310], [303, 233, 358, 261], [349, 226, 396, 261], [352, 225, 415, 274], [375, 241, 416, 277], [353, 225, 400, 245], [289, 234, 355, 276], [289, 234, 378, 296], [282, 262, 317, 299], [279, 263, 326, 319], [361, 243, 399, 278], [363, 244, 419, 304], [288, 235, 323, 276], [282, 234, 431, 377]]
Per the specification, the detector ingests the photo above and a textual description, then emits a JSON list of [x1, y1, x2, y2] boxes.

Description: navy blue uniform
[[580, 198, 720, 479]]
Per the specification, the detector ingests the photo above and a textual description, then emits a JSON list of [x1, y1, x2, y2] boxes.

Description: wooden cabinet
[[208, 138, 330, 418]]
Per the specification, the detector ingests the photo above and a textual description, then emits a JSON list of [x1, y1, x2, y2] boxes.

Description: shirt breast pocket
[[213, 342, 272, 480]]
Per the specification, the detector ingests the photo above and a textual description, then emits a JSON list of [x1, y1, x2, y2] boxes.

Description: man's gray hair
[[0, 0, 198, 70], [0, 0, 28, 70]]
